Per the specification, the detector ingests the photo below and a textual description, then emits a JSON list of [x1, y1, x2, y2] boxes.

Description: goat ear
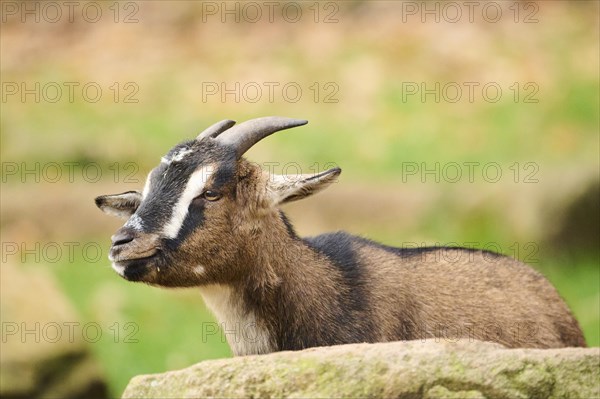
[[267, 167, 341, 205], [94, 191, 141, 219]]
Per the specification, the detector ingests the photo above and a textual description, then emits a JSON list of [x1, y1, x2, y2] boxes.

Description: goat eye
[[202, 190, 221, 201]]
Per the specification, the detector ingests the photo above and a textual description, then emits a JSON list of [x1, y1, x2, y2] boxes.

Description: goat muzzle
[[109, 227, 161, 262]]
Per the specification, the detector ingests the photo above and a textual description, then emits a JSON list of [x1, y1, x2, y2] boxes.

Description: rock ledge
[[122, 340, 599, 399]]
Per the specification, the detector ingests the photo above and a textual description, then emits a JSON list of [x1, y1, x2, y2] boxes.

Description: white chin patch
[[112, 263, 126, 276]]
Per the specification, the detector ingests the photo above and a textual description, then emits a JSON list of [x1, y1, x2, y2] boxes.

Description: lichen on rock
[[121, 339, 599, 399]]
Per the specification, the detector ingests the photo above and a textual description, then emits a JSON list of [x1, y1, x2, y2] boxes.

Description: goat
[[95, 117, 586, 355]]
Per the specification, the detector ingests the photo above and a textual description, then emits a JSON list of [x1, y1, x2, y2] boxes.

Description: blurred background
[[1, 1, 598, 397]]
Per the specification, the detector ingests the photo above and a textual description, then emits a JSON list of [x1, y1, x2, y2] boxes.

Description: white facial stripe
[[163, 164, 215, 239], [124, 171, 153, 231], [141, 170, 153, 199]]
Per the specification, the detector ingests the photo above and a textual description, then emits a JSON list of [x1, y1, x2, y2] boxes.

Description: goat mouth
[[113, 253, 160, 281], [109, 246, 160, 263]]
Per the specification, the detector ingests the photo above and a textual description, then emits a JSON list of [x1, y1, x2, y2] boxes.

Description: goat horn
[[216, 116, 308, 157], [196, 119, 237, 141]]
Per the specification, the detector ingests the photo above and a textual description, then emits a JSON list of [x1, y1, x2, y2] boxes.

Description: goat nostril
[[111, 230, 135, 247]]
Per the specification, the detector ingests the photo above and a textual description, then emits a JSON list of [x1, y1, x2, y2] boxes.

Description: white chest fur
[[199, 284, 273, 356]]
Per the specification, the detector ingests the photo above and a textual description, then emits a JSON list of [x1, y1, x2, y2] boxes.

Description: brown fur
[[181, 161, 586, 351], [97, 141, 587, 354]]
